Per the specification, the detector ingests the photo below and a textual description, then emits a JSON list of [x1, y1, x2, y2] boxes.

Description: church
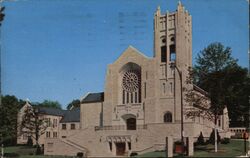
[[29, 2, 229, 157]]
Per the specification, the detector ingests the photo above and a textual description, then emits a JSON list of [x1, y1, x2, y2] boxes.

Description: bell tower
[[154, 2, 192, 68], [153, 2, 192, 122]]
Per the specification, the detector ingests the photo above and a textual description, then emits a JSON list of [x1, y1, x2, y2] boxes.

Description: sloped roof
[[81, 92, 104, 103], [37, 107, 80, 123], [37, 107, 66, 116], [193, 84, 209, 97], [60, 107, 80, 123]]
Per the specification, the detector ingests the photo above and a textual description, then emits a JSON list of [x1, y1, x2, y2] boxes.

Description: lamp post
[[170, 62, 184, 147]]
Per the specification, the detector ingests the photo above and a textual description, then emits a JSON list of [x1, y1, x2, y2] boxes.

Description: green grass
[[134, 139, 249, 157], [3, 146, 73, 158], [194, 139, 249, 157]]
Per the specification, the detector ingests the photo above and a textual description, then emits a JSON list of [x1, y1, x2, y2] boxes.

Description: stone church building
[[18, 2, 230, 157]]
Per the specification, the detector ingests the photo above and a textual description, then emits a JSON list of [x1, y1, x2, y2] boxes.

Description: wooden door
[[116, 142, 126, 156]]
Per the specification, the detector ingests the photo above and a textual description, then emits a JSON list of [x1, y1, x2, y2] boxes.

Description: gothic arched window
[[164, 112, 172, 123]]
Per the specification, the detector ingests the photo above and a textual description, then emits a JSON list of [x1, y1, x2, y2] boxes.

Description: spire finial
[[178, 0, 182, 6], [157, 6, 161, 11]]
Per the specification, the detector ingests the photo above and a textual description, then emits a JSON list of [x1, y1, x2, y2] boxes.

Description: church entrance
[[126, 118, 136, 130], [116, 142, 126, 156]]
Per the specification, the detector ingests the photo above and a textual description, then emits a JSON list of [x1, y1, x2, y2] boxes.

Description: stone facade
[[17, 101, 80, 147], [42, 3, 230, 157]]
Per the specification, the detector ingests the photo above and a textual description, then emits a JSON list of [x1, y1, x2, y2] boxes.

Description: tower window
[[161, 46, 167, 62], [171, 37, 175, 42], [170, 44, 176, 61], [170, 82, 173, 93], [162, 38, 166, 43], [164, 112, 172, 123], [163, 83, 166, 94]]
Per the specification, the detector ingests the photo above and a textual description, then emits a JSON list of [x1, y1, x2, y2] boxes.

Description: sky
[[1, 0, 249, 109]]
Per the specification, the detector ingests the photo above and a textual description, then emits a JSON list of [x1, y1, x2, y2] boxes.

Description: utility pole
[[170, 62, 184, 153]]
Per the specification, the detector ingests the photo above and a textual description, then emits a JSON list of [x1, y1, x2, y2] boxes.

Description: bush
[[197, 132, 205, 145], [27, 137, 33, 146], [221, 138, 230, 144], [209, 129, 221, 144], [77, 152, 84, 158], [35, 145, 42, 155], [4, 153, 20, 157], [130, 152, 138, 157]]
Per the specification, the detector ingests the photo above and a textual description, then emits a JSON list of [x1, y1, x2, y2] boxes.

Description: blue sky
[[1, 0, 249, 108]]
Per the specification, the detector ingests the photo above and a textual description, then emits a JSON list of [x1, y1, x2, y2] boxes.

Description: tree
[[185, 42, 244, 152], [0, 95, 19, 146], [39, 100, 62, 109], [0, 6, 5, 24], [193, 43, 250, 127], [20, 106, 48, 154], [197, 132, 205, 145], [67, 99, 80, 110], [193, 42, 237, 87], [209, 129, 221, 144]]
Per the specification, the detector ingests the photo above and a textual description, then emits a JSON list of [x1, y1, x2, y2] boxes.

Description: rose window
[[122, 70, 140, 92]]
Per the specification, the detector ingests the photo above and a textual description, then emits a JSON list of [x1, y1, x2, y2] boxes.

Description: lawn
[[194, 139, 249, 157], [134, 139, 249, 157], [3, 146, 73, 158]]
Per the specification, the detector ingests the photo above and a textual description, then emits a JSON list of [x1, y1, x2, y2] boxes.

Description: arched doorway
[[126, 118, 136, 130]]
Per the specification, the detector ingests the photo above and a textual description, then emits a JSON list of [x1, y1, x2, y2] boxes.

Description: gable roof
[[60, 107, 80, 123], [81, 92, 104, 103], [37, 107, 66, 116]]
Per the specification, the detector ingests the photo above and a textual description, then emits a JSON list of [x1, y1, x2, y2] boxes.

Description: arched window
[[120, 63, 141, 104], [127, 118, 136, 130], [164, 112, 172, 123]]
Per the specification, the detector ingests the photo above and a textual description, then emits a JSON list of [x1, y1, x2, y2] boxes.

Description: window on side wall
[[71, 123, 76, 130], [53, 132, 57, 138], [62, 124, 66, 130], [46, 131, 50, 138]]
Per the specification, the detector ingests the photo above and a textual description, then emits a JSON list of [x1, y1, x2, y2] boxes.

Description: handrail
[[95, 124, 147, 131]]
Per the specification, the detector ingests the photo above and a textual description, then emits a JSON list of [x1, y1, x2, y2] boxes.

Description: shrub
[[35, 145, 42, 155], [209, 129, 221, 144], [77, 152, 84, 158], [197, 132, 205, 145], [26, 137, 33, 146], [221, 138, 230, 144], [130, 152, 138, 157]]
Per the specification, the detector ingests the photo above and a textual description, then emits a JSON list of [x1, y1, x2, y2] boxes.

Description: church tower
[[153, 2, 192, 122], [154, 2, 192, 68]]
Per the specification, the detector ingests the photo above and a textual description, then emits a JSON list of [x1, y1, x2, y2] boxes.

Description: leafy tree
[[221, 66, 250, 127], [192, 43, 250, 127], [27, 136, 33, 146], [0, 6, 5, 24], [0, 95, 19, 146], [39, 100, 62, 109], [67, 99, 80, 110], [194, 42, 237, 87], [20, 106, 48, 154], [184, 42, 248, 152]]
